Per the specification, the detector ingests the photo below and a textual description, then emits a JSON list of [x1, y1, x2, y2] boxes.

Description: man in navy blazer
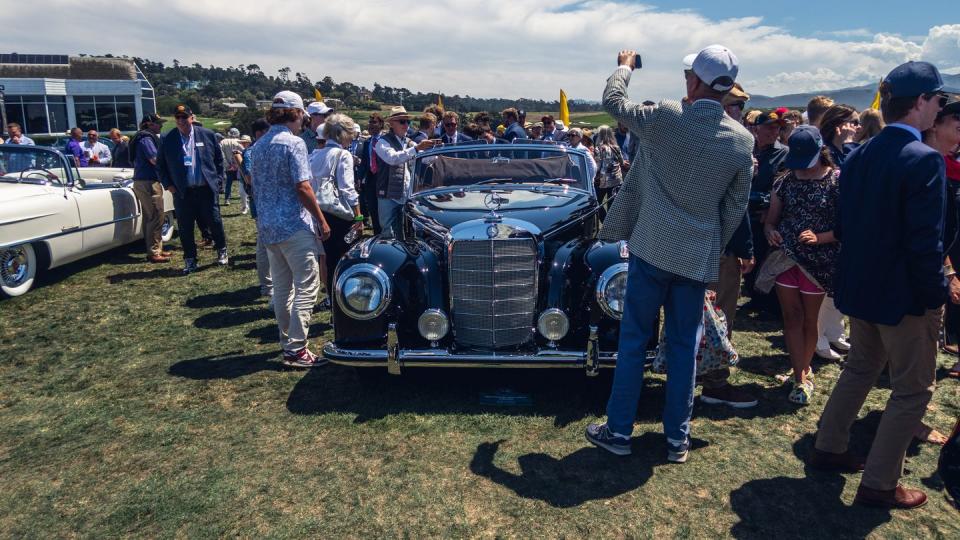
[[811, 61, 948, 510], [157, 104, 228, 273], [439, 111, 473, 145], [501, 108, 527, 142]]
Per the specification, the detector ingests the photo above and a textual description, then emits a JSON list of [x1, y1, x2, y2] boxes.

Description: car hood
[[408, 187, 594, 236]]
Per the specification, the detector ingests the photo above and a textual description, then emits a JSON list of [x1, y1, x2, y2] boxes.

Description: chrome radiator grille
[[449, 239, 538, 348]]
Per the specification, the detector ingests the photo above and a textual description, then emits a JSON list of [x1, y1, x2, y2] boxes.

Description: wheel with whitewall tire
[[1, 244, 37, 297]]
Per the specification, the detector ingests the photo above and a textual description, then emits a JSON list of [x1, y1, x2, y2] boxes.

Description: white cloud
[[1, 1, 958, 101]]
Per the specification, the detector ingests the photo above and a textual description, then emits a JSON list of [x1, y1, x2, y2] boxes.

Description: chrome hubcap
[[1, 247, 29, 287]]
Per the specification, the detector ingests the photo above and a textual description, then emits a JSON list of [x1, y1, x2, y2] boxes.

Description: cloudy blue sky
[[3, 0, 958, 102]]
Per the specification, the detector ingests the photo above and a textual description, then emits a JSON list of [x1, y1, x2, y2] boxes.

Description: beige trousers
[[815, 309, 941, 490], [133, 180, 165, 256], [265, 229, 322, 353]]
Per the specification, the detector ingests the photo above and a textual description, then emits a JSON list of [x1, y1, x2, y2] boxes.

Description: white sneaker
[[829, 336, 851, 352], [815, 347, 842, 361]]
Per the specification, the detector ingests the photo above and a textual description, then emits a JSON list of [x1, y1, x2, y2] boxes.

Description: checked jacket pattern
[[598, 67, 755, 283]]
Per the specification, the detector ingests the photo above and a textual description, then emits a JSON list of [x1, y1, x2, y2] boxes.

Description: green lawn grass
[[1, 206, 958, 537]]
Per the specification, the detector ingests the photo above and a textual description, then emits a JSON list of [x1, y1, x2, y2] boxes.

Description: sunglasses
[[443, 123, 457, 128], [847, 119, 861, 126], [727, 102, 746, 110], [395, 119, 410, 125], [924, 92, 949, 108]]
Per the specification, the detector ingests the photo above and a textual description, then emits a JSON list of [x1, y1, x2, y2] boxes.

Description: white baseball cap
[[227, 127, 240, 138], [684, 44, 739, 92], [272, 91, 306, 112], [306, 101, 333, 115]]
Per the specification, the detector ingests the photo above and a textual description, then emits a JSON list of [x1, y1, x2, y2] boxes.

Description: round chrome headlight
[[335, 263, 391, 320], [418, 309, 449, 341], [596, 263, 628, 320], [537, 308, 570, 341]]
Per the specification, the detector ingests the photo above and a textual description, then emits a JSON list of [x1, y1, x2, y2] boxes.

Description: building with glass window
[[0, 53, 156, 136]]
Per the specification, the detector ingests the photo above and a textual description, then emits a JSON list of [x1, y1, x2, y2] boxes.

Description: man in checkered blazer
[[586, 46, 754, 462]]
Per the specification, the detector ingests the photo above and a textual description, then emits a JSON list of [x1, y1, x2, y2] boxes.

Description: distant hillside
[[749, 73, 960, 110]]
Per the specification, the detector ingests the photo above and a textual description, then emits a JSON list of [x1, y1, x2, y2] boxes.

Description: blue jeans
[[606, 254, 706, 444], [378, 198, 403, 237]]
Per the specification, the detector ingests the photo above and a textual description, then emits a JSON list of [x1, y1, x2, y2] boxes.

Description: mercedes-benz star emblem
[[486, 225, 499, 238]]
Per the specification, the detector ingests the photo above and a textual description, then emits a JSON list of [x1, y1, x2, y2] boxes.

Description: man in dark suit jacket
[[439, 111, 473, 145], [357, 114, 384, 235], [501, 108, 527, 142], [811, 61, 948, 510], [157, 104, 228, 273]]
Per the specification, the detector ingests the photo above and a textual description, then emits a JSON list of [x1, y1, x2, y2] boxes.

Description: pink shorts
[[775, 266, 824, 295]]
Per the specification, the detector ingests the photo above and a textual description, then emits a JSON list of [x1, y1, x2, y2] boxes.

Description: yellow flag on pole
[[870, 78, 882, 110], [437, 94, 444, 109], [559, 89, 570, 127], [314, 88, 323, 102]]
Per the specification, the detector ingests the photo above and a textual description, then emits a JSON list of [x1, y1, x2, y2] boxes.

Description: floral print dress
[[773, 168, 841, 295]]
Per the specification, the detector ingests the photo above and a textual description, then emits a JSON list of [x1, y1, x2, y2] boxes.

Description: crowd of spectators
[[3, 47, 959, 511]]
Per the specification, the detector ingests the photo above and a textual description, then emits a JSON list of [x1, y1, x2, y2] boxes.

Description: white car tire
[[1, 243, 37, 297], [161, 212, 176, 243]]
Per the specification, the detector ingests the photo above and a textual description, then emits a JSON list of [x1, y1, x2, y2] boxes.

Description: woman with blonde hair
[[854, 108, 884, 143], [310, 113, 364, 304]]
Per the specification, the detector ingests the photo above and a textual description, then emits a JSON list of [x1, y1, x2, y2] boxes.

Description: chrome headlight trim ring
[[595, 263, 629, 320], [335, 263, 392, 320]]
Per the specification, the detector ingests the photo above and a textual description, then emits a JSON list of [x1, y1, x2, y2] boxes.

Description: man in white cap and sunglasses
[[585, 45, 754, 463], [249, 90, 332, 368]]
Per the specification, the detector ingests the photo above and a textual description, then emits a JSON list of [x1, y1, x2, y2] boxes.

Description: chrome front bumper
[[322, 323, 643, 375]]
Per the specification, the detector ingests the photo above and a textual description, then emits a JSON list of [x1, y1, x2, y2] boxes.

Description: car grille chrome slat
[[450, 238, 537, 349]]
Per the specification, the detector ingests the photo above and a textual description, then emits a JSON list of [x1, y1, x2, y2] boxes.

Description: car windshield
[[0, 146, 70, 185], [412, 146, 591, 195]]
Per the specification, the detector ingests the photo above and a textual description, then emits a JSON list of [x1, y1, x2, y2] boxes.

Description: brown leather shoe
[[148, 254, 171, 263], [807, 447, 865, 473], [855, 484, 927, 510]]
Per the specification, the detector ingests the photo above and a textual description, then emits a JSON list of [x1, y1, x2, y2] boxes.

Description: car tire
[[161, 211, 176, 243], [1, 243, 37, 297]]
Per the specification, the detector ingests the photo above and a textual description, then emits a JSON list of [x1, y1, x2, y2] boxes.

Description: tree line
[[127, 56, 601, 116]]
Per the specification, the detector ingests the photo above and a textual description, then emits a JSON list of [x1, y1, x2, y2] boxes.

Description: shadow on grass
[[168, 350, 285, 379], [106, 267, 184, 284], [245, 321, 331, 344], [287, 367, 619, 426], [468, 435, 693, 507], [193, 307, 273, 329], [729, 431, 892, 539], [185, 286, 261, 309]]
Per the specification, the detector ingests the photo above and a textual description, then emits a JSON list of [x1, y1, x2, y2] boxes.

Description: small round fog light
[[418, 309, 449, 341], [537, 308, 569, 341]]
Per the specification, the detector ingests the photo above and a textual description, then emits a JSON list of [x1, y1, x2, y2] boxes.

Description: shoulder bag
[[316, 148, 355, 221]]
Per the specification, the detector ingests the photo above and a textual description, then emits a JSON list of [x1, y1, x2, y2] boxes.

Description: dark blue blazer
[[157, 125, 224, 193], [440, 132, 473, 144], [834, 126, 947, 325], [503, 123, 527, 142]]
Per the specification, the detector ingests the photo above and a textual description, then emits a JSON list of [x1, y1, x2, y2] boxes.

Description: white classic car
[[0, 144, 176, 297]]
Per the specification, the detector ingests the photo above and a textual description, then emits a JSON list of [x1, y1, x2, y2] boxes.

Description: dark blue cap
[[884, 61, 944, 98], [784, 125, 823, 170]]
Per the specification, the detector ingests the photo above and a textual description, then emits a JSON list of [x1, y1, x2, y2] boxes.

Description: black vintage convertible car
[[322, 141, 654, 375]]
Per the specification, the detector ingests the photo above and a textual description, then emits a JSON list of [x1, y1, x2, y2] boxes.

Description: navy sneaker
[[585, 423, 631, 456], [667, 439, 690, 463]]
